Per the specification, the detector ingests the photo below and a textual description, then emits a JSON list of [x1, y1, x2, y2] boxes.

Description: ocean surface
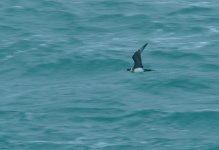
[[1, 0, 219, 149]]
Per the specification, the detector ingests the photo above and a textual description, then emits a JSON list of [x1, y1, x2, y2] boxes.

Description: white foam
[[208, 26, 219, 33], [39, 43, 48, 47], [13, 5, 23, 9], [2, 55, 13, 61]]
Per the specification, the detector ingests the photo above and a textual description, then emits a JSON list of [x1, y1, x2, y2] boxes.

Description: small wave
[[0, 110, 30, 121], [124, 109, 165, 118], [162, 78, 210, 91], [12, 5, 24, 9], [163, 110, 219, 127], [2, 55, 14, 61], [57, 107, 124, 114], [10, 140, 83, 145], [199, 63, 219, 71], [42, 9, 78, 23], [116, 109, 219, 128], [96, 1, 135, 8], [24, 56, 127, 76], [150, 50, 204, 61], [87, 109, 166, 123], [207, 26, 219, 33], [0, 25, 21, 34], [168, 5, 212, 16]]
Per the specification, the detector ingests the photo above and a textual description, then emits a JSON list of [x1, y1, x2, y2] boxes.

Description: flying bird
[[127, 43, 153, 72]]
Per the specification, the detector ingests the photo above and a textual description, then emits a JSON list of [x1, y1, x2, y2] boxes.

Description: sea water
[[0, 0, 219, 149]]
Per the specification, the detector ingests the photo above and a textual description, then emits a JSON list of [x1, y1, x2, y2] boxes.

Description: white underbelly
[[133, 68, 144, 72]]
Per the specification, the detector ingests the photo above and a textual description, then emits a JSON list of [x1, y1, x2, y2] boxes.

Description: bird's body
[[132, 68, 145, 73], [127, 43, 153, 73]]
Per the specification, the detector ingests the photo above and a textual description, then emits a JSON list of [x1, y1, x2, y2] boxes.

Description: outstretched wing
[[138, 43, 148, 53], [132, 43, 148, 69]]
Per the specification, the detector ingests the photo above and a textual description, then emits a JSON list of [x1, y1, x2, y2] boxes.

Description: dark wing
[[139, 43, 148, 53], [132, 50, 143, 69], [132, 43, 148, 69]]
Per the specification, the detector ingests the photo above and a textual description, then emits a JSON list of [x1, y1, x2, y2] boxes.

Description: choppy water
[[1, 0, 219, 149]]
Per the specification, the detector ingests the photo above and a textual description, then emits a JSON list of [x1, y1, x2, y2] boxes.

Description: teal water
[[1, 0, 219, 149]]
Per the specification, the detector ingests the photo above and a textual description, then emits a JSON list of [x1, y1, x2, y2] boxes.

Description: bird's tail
[[144, 69, 154, 72], [138, 43, 148, 53]]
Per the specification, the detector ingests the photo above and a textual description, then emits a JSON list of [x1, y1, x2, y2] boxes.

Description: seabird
[[127, 43, 153, 72]]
